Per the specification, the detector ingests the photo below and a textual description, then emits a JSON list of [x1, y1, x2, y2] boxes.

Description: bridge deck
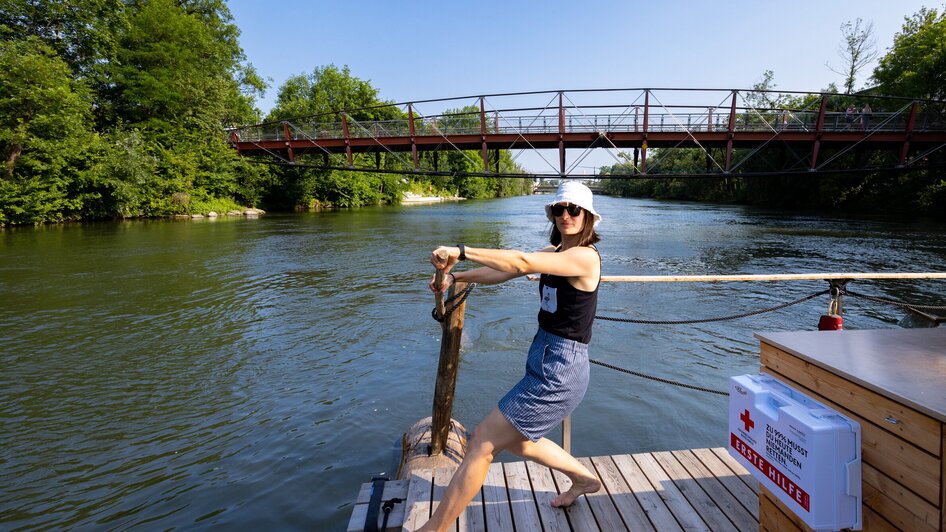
[[347, 447, 759, 531]]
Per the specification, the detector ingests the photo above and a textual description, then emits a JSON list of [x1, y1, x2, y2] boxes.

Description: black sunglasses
[[550, 203, 583, 217]]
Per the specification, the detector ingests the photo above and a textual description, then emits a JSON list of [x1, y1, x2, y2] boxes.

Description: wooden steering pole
[[397, 249, 469, 478]]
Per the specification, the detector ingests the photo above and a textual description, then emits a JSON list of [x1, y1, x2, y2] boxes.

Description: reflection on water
[[2, 197, 945, 529]]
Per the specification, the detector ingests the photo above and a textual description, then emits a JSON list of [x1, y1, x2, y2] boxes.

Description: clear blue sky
[[227, 0, 936, 173]]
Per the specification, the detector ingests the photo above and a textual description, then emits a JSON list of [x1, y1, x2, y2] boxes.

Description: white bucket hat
[[544, 181, 602, 227]]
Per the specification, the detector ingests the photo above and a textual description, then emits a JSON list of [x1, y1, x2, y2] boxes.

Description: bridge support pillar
[[281, 122, 295, 162], [724, 91, 737, 171], [558, 92, 566, 175], [810, 95, 828, 170], [340, 113, 353, 167], [408, 104, 419, 170], [641, 90, 649, 173], [898, 101, 918, 166], [480, 97, 489, 173]]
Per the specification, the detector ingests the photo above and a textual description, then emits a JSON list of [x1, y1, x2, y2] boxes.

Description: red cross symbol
[[740, 409, 755, 432]]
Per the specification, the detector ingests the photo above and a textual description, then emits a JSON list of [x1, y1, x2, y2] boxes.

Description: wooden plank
[[551, 459, 603, 531], [862, 503, 901, 532], [634, 452, 708, 529], [756, 328, 946, 423], [574, 457, 617, 530], [759, 489, 805, 532], [761, 343, 941, 455], [765, 366, 941, 505], [589, 455, 653, 531], [347, 481, 410, 532], [431, 467, 459, 532], [862, 463, 938, 532], [525, 461, 571, 532], [691, 448, 759, 519], [671, 450, 757, 531], [709, 447, 759, 495], [354, 480, 411, 504], [466, 484, 486, 532], [646, 451, 727, 531], [401, 469, 434, 532], [504, 461, 542, 532], [482, 462, 514, 532], [765, 483, 902, 532], [611, 453, 680, 531]]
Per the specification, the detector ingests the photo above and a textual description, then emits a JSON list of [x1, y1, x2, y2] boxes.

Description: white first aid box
[[728, 373, 861, 531]]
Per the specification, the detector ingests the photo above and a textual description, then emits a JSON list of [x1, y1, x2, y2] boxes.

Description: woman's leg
[[417, 407, 526, 532], [506, 436, 601, 507]]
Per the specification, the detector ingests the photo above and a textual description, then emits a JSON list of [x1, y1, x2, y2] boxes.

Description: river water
[[2, 195, 945, 530]]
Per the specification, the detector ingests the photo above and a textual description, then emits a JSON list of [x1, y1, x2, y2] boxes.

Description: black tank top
[[537, 246, 600, 344]]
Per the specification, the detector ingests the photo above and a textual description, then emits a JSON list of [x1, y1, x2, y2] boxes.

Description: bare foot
[[551, 475, 601, 508]]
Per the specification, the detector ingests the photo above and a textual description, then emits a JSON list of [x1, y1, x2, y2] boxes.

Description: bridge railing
[[229, 87, 946, 148], [232, 110, 935, 143]]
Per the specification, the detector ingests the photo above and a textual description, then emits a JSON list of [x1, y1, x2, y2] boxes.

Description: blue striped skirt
[[498, 328, 590, 442]]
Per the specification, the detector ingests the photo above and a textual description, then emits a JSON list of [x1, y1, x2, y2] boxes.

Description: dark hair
[[549, 208, 601, 247]]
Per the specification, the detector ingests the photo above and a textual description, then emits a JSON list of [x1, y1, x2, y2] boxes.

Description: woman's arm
[[428, 266, 523, 293], [454, 267, 524, 285], [432, 245, 597, 278]]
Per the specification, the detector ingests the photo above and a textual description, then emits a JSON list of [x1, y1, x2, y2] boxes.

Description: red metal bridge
[[228, 88, 946, 178]]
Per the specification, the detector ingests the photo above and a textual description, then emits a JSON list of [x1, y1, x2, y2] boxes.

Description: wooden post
[[430, 278, 468, 456], [398, 253, 470, 478], [433, 252, 446, 320]]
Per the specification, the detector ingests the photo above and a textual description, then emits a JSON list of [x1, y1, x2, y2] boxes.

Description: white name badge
[[541, 285, 557, 313]]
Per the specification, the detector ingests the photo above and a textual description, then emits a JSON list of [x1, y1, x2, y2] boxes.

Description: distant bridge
[[229, 88, 946, 178], [534, 180, 603, 194]]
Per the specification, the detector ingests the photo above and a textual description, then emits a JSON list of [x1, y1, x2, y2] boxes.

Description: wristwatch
[[457, 244, 466, 261]]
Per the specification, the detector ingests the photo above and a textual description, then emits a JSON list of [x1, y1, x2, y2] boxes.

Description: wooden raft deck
[[348, 447, 759, 531]]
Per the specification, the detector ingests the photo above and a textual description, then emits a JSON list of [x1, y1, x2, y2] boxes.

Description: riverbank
[[171, 208, 266, 220], [401, 192, 465, 204]]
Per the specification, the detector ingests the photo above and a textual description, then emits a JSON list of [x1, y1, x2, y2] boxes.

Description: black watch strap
[[457, 244, 466, 261]]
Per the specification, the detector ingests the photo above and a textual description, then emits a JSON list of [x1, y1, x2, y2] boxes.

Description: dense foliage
[[0, 2, 528, 225], [601, 8, 946, 218]]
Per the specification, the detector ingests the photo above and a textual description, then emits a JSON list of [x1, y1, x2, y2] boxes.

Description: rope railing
[[596, 289, 830, 325], [428, 271, 945, 453], [424, 275, 946, 398], [599, 272, 946, 282], [523, 272, 946, 401]]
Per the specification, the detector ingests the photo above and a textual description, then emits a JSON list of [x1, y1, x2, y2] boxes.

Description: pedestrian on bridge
[[421, 181, 604, 531], [861, 103, 872, 130], [845, 104, 857, 129]]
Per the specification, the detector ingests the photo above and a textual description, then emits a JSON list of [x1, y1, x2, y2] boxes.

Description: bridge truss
[[228, 88, 946, 179]]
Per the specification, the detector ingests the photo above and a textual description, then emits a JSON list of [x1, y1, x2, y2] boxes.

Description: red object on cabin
[[818, 314, 843, 330]]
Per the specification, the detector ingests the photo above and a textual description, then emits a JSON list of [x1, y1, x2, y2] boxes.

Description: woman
[[420, 181, 603, 532]]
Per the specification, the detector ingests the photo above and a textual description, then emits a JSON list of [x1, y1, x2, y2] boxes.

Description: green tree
[[0, 38, 97, 224], [268, 64, 399, 122], [872, 7, 946, 100], [0, 0, 126, 78], [111, 0, 250, 134], [106, 0, 265, 213]]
